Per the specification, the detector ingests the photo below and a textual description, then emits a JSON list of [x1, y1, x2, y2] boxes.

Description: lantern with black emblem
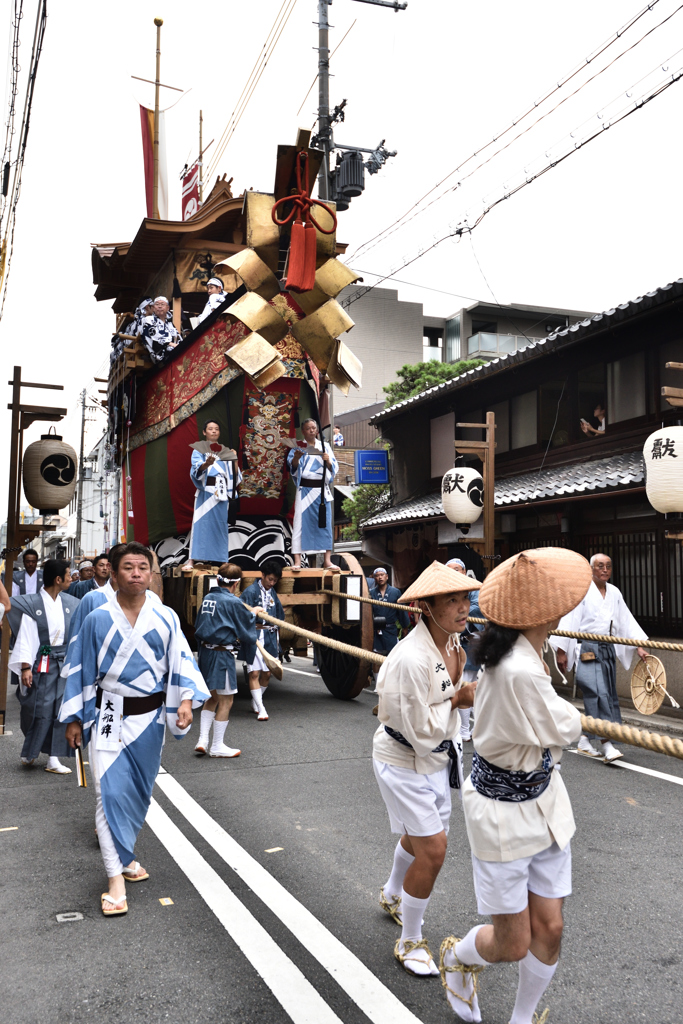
[[442, 465, 484, 534], [22, 427, 77, 514]]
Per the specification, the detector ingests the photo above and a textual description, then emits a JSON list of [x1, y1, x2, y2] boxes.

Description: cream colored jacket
[[373, 617, 464, 776], [462, 634, 582, 862]]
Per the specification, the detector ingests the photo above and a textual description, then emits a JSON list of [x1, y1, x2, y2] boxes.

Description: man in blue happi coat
[[194, 561, 258, 757], [240, 560, 285, 721], [61, 542, 210, 918], [8, 558, 79, 774], [68, 553, 111, 598], [185, 419, 242, 569], [446, 557, 484, 742], [370, 567, 410, 654], [287, 418, 338, 571]]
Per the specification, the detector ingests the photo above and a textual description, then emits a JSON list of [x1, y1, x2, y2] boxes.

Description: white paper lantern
[[442, 466, 483, 534], [23, 430, 77, 515], [644, 427, 683, 513]]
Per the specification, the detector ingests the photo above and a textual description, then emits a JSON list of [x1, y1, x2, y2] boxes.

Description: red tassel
[[286, 220, 317, 293]]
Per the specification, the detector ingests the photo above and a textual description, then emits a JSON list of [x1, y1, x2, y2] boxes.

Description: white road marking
[[146, 799, 344, 1024], [567, 749, 683, 786], [283, 666, 320, 678], [155, 772, 425, 1024]]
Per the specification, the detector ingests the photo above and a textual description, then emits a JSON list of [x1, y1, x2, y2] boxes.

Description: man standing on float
[[287, 418, 338, 570], [185, 419, 241, 569]]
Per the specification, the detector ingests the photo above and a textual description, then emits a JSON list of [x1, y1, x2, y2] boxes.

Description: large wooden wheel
[[317, 550, 374, 701]]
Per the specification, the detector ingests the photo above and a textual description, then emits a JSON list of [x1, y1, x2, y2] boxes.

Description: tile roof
[[362, 452, 645, 528], [371, 279, 683, 425]]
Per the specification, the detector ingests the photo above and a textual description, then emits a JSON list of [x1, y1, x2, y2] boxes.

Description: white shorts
[[472, 841, 572, 916], [247, 649, 269, 673], [373, 759, 452, 837]]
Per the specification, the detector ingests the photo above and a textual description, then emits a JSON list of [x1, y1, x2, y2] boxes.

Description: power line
[[297, 17, 357, 117], [349, 0, 669, 261], [206, 0, 298, 181], [344, 59, 683, 309], [0, 0, 47, 322], [350, 1, 683, 262]]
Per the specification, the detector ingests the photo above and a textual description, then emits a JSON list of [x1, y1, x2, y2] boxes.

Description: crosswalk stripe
[[567, 749, 683, 786], [155, 771, 425, 1024], [146, 798, 345, 1024]]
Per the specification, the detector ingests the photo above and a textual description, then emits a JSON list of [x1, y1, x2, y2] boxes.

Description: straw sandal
[[394, 937, 438, 976], [439, 936, 484, 1013], [509, 1012, 549, 1024], [122, 861, 149, 882], [101, 892, 128, 916], [379, 888, 402, 925]]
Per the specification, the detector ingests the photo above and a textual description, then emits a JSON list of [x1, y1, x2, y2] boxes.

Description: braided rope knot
[[379, 888, 402, 925], [439, 935, 484, 1009], [394, 937, 436, 974]]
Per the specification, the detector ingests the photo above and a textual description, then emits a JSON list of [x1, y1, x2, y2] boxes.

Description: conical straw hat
[[398, 560, 482, 603], [478, 547, 591, 629]]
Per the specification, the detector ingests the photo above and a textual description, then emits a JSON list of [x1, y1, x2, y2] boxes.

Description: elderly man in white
[[550, 552, 648, 762], [141, 296, 180, 364]]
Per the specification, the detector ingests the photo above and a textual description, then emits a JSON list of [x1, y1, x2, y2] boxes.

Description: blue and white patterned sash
[[384, 725, 461, 789], [470, 748, 553, 803]]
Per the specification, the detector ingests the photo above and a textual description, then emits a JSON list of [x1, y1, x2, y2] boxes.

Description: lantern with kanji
[[442, 466, 483, 533], [22, 429, 77, 514], [643, 427, 683, 513]]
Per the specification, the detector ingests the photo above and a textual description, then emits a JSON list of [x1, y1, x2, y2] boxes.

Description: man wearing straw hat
[[372, 560, 480, 979], [550, 552, 648, 763], [439, 547, 588, 1024]]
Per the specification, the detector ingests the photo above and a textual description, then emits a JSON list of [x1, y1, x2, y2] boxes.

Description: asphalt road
[[1, 657, 683, 1024]]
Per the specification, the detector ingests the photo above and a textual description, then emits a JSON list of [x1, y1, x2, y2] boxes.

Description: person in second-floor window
[[580, 402, 606, 437]]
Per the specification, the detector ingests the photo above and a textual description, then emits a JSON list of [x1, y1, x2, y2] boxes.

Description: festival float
[[95, 131, 373, 700]]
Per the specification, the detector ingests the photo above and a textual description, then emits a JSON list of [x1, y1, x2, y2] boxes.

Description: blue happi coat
[[59, 596, 210, 866], [287, 440, 338, 554], [189, 449, 242, 562], [195, 588, 258, 693], [240, 579, 285, 657]]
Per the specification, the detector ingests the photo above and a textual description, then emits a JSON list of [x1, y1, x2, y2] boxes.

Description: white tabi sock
[[384, 839, 415, 898], [443, 926, 490, 1022], [260, 685, 268, 696], [398, 890, 437, 976], [210, 720, 229, 751], [251, 688, 264, 712], [199, 709, 215, 743], [509, 951, 557, 1024]]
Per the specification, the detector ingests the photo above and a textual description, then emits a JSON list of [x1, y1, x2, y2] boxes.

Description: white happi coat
[[550, 580, 647, 671], [373, 616, 464, 777]]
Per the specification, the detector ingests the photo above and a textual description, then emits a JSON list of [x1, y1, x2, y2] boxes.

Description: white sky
[[1, 0, 682, 513]]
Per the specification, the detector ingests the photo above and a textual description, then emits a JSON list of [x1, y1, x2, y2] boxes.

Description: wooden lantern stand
[[453, 410, 496, 576], [661, 361, 683, 543], [0, 366, 67, 735]]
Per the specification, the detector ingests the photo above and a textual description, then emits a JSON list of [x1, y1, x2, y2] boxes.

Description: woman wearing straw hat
[[372, 560, 481, 979], [439, 547, 589, 1024]]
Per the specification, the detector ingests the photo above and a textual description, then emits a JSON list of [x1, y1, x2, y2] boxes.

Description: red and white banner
[[181, 162, 200, 220], [139, 105, 168, 219]]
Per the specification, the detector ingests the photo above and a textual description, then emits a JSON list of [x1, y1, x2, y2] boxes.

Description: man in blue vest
[[12, 549, 43, 595], [370, 567, 410, 654], [69, 554, 111, 598], [8, 558, 80, 773]]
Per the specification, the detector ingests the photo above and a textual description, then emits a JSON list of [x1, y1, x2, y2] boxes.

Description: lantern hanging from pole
[[22, 427, 77, 515], [442, 465, 484, 534], [643, 426, 683, 513]]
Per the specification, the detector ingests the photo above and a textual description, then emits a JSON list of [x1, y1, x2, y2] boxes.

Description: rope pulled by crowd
[[338, 592, 683, 655], [251, 607, 683, 761]]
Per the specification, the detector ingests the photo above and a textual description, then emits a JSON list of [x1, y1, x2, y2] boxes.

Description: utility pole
[[199, 109, 204, 203], [314, 0, 405, 204], [153, 17, 163, 219], [317, 1, 332, 200], [75, 388, 86, 558]]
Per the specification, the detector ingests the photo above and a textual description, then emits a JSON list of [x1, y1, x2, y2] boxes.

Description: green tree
[[383, 358, 486, 408], [342, 484, 392, 538]]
